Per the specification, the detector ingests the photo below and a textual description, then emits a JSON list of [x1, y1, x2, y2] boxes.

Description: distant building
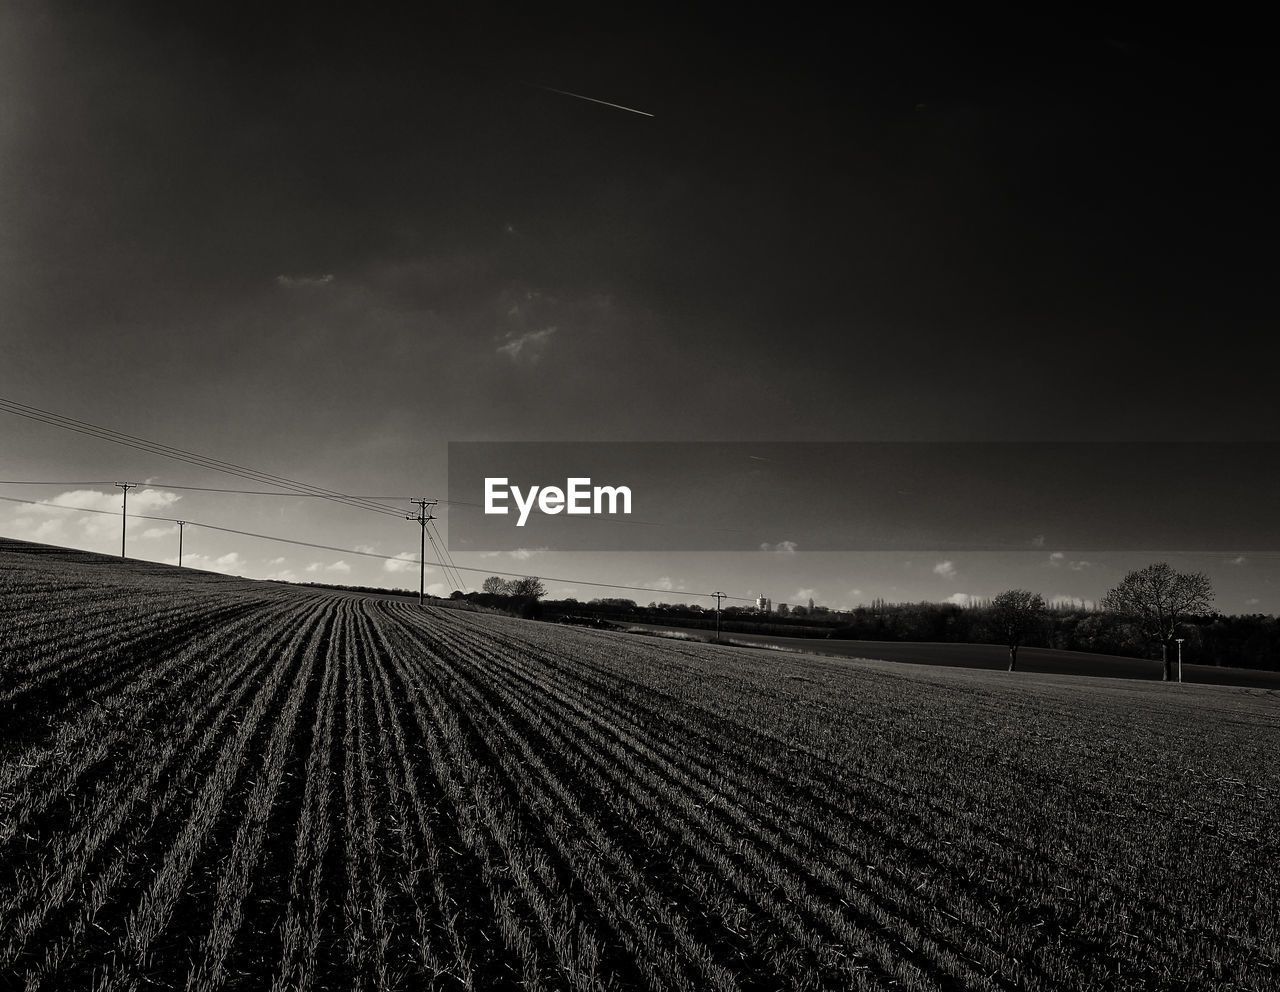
[[756, 595, 771, 614]]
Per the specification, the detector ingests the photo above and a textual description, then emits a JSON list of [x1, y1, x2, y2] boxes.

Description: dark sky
[[1, 3, 1275, 608]]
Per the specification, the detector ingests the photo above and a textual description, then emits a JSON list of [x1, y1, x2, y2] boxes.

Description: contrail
[[527, 82, 654, 118]]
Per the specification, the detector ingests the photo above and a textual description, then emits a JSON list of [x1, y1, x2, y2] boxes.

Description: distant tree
[[482, 576, 511, 595], [1100, 562, 1214, 680], [989, 589, 1047, 672], [508, 576, 547, 600]]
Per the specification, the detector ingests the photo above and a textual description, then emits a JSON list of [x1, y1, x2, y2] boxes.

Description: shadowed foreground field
[[2, 540, 1277, 991]]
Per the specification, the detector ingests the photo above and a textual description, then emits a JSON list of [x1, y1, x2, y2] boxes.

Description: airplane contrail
[[527, 82, 654, 118]]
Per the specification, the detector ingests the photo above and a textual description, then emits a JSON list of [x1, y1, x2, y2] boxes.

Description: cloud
[[933, 560, 956, 579], [304, 559, 351, 574], [944, 592, 974, 606], [142, 525, 178, 539], [180, 551, 248, 576], [650, 576, 687, 592], [760, 540, 798, 553], [1229, 556, 1247, 566], [1048, 552, 1065, 565], [793, 588, 817, 603], [384, 552, 419, 574], [3, 488, 181, 551], [267, 557, 287, 566], [1244, 597, 1260, 606], [1031, 534, 1046, 547], [508, 547, 547, 561], [276, 273, 335, 288], [497, 326, 557, 363], [1067, 560, 1092, 571]]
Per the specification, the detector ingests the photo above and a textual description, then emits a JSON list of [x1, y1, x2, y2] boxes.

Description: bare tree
[[508, 576, 547, 600], [1100, 562, 1213, 681], [989, 589, 1046, 672], [482, 576, 511, 595]]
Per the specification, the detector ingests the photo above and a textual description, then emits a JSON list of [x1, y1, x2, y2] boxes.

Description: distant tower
[[756, 595, 768, 613]]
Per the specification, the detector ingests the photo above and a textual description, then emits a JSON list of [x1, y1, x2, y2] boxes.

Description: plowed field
[[2, 540, 1276, 991]]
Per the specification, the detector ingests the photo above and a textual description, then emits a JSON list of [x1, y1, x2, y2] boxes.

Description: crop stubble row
[[1, 553, 1277, 991]]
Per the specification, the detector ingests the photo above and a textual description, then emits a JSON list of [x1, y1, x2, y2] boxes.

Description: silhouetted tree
[[508, 576, 547, 600], [1100, 562, 1214, 680], [482, 576, 511, 595], [989, 589, 1047, 671]]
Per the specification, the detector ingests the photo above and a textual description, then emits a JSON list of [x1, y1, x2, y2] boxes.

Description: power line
[[0, 494, 755, 600], [0, 397, 407, 519], [428, 517, 468, 594]]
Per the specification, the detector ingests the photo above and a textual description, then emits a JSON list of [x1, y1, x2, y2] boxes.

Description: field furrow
[[2, 542, 1276, 992]]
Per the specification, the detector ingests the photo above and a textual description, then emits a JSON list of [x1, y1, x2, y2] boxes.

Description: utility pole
[[115, 482, 136, 559], [176, 520, 186, 567], [407, 499, 438, 606], [712, 591, 726, 641], [1176, 637, 1185, 683]]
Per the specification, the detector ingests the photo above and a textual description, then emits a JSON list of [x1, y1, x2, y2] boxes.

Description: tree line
[[542, 564, 1277, 675]]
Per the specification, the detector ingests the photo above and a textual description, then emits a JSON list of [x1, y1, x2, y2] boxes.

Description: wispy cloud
[[1229, 556, 1247, 566], [181, 551, 247, 576], [760, 540, 798, 553], [305, 560, 351, 574], [276, 273, 335, 288], [383, 552, 419, 574], [933, 560, 956, 578], [508, 547, 547, 561], [497, 326, 557, 363]]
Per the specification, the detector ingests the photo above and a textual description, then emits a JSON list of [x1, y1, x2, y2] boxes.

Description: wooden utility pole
[[115, 482, 136, 558], [712, 591, 726, 641], [407, 499, 438, 606], [176, 520, 186, 566]]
